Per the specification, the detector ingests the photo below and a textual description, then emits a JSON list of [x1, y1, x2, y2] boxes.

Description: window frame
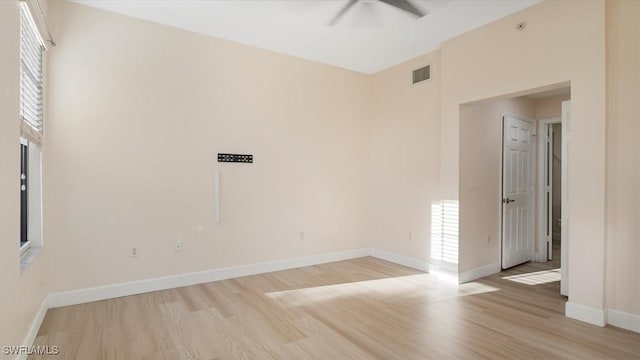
[[20, 137, 31, 254], [19, 2, 46, 269]]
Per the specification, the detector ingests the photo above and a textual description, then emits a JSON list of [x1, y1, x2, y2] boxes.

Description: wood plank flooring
[[31, 256, 640, 359]]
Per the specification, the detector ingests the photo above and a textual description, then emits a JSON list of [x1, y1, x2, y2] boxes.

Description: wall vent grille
[[412, 65, 431, 84]]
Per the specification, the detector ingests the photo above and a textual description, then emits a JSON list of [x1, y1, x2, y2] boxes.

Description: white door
[[502, 114, 535, 269], [546, 124, 554, 261], [561, 101, 571, 296]]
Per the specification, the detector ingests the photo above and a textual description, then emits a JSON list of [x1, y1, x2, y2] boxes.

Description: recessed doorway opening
[[459, 84, 570, 297]]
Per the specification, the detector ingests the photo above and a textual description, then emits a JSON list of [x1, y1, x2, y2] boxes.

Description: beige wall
[[440, 1, 606, 310], [368, 51, 441, 267], [0, 1, 51, 354], [459, 98, 535, 271], [535, 93, 571, 120], [605, 0, 640, 316], [3, 0, 639, 348], [44, 0, 371, 292]]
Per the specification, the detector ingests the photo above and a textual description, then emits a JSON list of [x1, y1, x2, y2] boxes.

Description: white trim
[[48, 248, 441, 308], [16, 295, 49, 360], [20, 246, 42, 273], [458, 262, 501, 283], [427, 260, 458, 275], [370, 248, 460, 283], [560, 101, 571, 297], [498, 115, 505, 268], [370, 248, 429, 272], [21, 247, 631, 356], [19, 240, 32, 256], [536, 117, 561, 262], [565, 302, 606, 327], [48, 248, 370, 308], [607, 309, 640, 333]]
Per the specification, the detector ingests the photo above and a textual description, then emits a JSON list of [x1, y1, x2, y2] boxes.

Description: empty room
[[1, 0, 639, 359]]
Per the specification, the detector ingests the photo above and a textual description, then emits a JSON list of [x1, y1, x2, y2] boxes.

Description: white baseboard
[[368, 249, 462, 283], [458, 262, 501, 284], [369, 248, 429, 272], [47, 248, 459, 309], [565, 302, 606, 327], [607, 308, 640, 333], [49, 247, 437, 309], [16, 295, 49, 360], [33, 247, 637, 356], [48, 248, 370, 308]]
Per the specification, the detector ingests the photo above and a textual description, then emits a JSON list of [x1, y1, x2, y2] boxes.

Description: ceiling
[[71, 0, 541, 74]]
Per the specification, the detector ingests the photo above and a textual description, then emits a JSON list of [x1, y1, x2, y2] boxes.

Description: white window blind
[[20, 3, 45, 134]]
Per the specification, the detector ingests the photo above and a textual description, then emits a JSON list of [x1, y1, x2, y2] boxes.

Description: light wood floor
[[31, 256, 639, 359]]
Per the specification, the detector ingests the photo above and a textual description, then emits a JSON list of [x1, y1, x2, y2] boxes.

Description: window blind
[[20, 3, 44, 134]]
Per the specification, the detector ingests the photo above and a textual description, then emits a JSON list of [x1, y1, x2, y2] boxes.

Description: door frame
[[560, 100, 570, 296], [499, 112, 537, 269], [536, 117, 561, 262]]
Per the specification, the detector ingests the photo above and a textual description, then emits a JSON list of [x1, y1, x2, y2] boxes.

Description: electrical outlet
[[410, 231, 415, 240], [175, 240, 183, 252], [130, 245, 138, 257], [299, 232, 305, 241], [487, 235, 491, 243]]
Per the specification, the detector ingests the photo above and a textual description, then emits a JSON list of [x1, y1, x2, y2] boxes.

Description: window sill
[[20, 246, 42, 272]]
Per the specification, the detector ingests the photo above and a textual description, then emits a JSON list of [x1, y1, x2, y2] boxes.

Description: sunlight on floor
[[502, 268, 561, 285], [266, 274, 431, 305], [266, 273, 500, 306]]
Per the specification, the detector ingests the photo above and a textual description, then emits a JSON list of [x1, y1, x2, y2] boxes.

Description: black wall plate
[[218, 153, 253, 163]]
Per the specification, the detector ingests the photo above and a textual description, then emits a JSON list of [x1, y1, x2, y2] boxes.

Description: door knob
[[503, 198, 515, 204]]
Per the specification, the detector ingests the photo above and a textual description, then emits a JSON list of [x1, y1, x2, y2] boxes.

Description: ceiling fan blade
[[329, 0, 358, 25], [378, 0, 426, 18]]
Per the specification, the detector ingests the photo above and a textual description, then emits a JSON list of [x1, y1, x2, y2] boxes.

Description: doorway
[[539, 119, 562, 265], [534, 100, 570, 296], [458, 87, 570, 291], [497, 97, 570, 295]]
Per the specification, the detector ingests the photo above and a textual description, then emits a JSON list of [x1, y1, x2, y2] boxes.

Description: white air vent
[[412, 65, 431, 84]]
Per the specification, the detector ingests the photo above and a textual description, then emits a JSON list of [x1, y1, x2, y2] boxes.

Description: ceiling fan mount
[[329, 0, 427, 26]]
